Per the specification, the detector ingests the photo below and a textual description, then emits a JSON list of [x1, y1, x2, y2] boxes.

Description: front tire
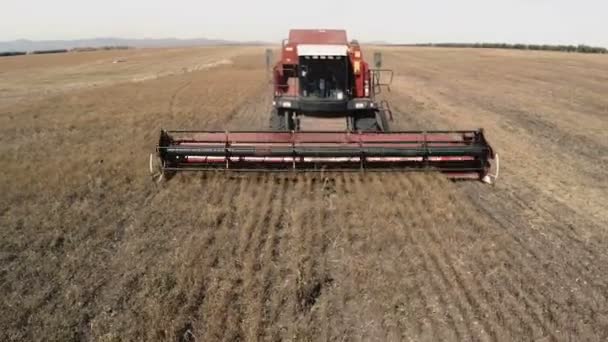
[[376, 111, 390, 132], [354, 111, 391, 132], [355, 113, 380, 132], [269, 109, 287, 131]]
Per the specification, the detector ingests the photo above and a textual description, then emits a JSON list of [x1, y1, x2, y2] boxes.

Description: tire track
[[226, 83, 272, 130], [168, 77, 194, 117]]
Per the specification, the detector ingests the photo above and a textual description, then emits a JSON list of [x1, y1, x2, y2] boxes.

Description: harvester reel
[[155, 130, 496, 181], [269, 109, 285, 130], [375, 111, 390, 132]]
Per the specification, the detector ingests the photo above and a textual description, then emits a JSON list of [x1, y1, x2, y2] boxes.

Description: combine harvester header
[[154, 129, 497, 182], [152, 29, 498, 183]]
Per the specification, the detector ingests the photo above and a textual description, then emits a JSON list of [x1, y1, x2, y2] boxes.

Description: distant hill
[[0, 37, 268, 52]]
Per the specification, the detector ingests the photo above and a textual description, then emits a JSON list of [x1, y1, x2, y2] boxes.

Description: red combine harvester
[[153, 29, 498, 183]]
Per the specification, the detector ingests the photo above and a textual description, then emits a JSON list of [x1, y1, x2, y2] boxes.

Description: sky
[[1, 0, 607, 47]]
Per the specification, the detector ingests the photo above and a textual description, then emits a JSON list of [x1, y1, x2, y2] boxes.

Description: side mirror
[[373, 52, 382, 69], [265, 49, 273, 71]]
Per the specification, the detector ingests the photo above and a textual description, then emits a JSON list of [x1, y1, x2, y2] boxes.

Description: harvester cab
[[152, 29, 498, 184], [270, 30, 392, 132]]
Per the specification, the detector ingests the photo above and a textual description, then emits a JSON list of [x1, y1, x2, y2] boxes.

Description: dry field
[[1, 46, 607, 341]]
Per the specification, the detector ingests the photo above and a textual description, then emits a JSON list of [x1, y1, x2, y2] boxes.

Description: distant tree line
[[406, 43, 607, 54], [71, 46, 131, 52], [0, 46, 133, 58], [31, 49, 69, 55], [0, 51, 26, 57]]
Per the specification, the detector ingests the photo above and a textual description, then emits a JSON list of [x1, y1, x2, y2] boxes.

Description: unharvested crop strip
[[463, 187, 604, 336], [322, 172, 349, 339], [309, 174, 332, 341], [382, 174, 478, 340], [235, 175, 276, 340], [277, 175, 308, 340], [284, 175, 316, 338], [297, 174, 322, 315], [201, 175, 257, 341], [261, 176, 291, 339], [371, 173, 473, 341], [242, 176, 282, 340], [421, 175, 549, 340], [443, 184, 561, 340], [383, 174, 442, 340], [186, 176, 243, 328], [400, 174, 506, 341]]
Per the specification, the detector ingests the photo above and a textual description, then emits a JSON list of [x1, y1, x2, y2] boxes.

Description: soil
[[1, 46, 607, 341]]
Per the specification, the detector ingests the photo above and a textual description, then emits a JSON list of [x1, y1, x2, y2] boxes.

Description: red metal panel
[[288, 29, 348, 45], [286, 77, 298, 96], [282, 45, 298, 64]]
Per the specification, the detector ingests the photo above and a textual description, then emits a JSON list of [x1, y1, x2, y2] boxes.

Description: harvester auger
[[151, 29, 498, 183]]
